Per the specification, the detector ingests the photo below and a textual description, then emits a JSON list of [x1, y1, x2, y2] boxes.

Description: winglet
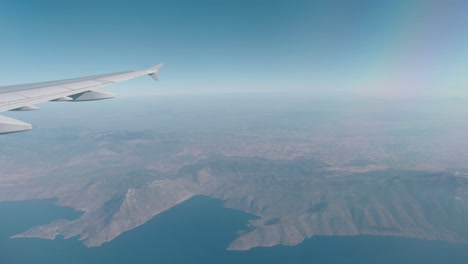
[[147, 63, 164, 81]]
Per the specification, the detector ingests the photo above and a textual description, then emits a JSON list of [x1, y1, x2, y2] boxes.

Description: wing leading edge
[[0, 63, 163, 134]]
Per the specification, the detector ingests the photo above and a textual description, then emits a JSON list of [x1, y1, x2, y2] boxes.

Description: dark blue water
[[1, 196, 468, 264]]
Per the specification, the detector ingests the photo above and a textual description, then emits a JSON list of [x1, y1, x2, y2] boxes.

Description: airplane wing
[[0, 63, 163, 134]]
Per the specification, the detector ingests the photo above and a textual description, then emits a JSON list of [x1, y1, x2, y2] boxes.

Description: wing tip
[[148, 63, 164, 73], [148, 63, 164, 81]]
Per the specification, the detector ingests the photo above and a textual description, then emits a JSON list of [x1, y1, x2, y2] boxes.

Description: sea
[[1, 196, 467, 264]]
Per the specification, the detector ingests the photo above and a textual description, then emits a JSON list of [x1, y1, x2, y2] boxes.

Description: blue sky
[[1, 0, 468, 98]]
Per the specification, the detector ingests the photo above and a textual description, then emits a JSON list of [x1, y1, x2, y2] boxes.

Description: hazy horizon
[[2, 0, 468, 99]]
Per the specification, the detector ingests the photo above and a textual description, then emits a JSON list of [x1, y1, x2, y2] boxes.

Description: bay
[[1, 196, 468, 264]]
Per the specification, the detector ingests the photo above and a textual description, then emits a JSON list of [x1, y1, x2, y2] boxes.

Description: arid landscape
[[1, 96, 467, 250]]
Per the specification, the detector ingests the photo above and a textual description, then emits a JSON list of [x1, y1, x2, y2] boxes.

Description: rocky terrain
[[1, 96, 467, 250]]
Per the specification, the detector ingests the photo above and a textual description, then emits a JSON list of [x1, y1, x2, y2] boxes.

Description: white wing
[[0, 63, 163, 134]]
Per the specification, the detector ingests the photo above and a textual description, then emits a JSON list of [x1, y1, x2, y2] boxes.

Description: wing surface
[[0, 63, 163, 134]]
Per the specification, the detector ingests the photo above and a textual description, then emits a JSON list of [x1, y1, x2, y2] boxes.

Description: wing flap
[[0, 115, 32, 134]]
